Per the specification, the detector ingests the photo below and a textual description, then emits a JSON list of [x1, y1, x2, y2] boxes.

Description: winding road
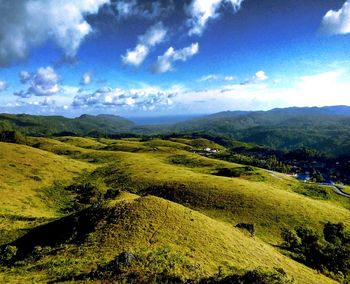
[[329, 185, 350, 198]]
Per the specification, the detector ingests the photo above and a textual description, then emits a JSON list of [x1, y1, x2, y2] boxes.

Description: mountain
[[1, 106, 350, 156], [0, 113, 134, 136], [165, 106, 350, 156]]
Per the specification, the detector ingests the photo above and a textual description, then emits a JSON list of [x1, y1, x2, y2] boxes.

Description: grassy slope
[[1, 137, 349, 283], [26, 137, 350, 243], [0, 194, 334, 283], [0, 142, 94, 244]]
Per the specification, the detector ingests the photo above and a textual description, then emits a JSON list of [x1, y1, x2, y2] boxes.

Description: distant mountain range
[[1, 105, 350, 156]]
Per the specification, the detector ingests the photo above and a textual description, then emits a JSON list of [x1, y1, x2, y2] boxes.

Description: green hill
[[0, 113, 134, 136], [0, 136, 349, 282]]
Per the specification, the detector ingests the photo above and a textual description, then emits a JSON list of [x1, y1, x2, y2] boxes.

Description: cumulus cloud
[[152, 43, 199, 74], [320, 1, 350, 35], [19, 71, 31, 84], [27, 67, 60, 97], [122, 22, 167, 66], [187, 0, 244, 36], [80, 72, 93, 85], [242, 70, 268, 85], [0, 0, 109, 66], [72, 86, 176, 110]]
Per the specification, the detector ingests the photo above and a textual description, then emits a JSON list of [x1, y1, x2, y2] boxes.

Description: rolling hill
[[1, 136, 349, 282]]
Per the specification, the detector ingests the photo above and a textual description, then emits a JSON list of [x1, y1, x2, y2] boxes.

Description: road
[[329, 185, 350, 198]]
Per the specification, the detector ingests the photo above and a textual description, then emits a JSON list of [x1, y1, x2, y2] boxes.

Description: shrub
[[281, 222, 350, 279], [235, 223, 255, 237], [215, 166, 254, 178], [0, 130, 25, 144], [200, 267, 294, 284], [0, 245, 18, 262]]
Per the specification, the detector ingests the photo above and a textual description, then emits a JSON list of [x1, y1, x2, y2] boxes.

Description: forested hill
[[0, 113, 134, 136], [164, 106, 350, 156], [1, 105, 350, 156]]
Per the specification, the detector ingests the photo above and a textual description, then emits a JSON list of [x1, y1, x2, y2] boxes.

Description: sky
[[0, 0, 350, 117]]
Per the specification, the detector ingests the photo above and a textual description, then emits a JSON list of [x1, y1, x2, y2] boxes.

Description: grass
[[0, 195, 335, 283], [0, 142, 94, 246], [340, 185, 350, 195], [0, 136, 349, 283]]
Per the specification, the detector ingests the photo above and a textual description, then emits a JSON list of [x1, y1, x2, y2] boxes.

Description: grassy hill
[[0, 194, 334, 283], [0, 142, 94, 246], [0, 136, 349, 282]]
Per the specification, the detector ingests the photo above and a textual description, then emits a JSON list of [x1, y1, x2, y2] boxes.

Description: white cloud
[[242, 70, 268, 85], [122, 22, 167, 66], [224, 76, 235, 81], [153, 42, 199, 73], [27, 67, 60, 96], [198, 74, 236, 82], [80, 72, 93, 85], [320, 1, 350, 35], [187, 0, 244, 36], [198, 74, 219, 82], [72, 86, 176, 110], [19, 71, 31, 84], [0, 0, 109, 66], [254, 70, 268, 81], [173, 70, 350, 113], [0, 80, 7, 91]]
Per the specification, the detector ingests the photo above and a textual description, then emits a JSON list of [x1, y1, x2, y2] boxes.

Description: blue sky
[[0, 0, 350, 117]]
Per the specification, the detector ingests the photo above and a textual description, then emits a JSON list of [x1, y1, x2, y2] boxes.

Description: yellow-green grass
[[0, 142, 94, 217], [0, 142, 95, 244], [0, 194, 335, 283], [169, 137, 226, 151], [24, 137, 350, 244], [341, 185, 350, 195], [55, 136, 107, 149], [87, 149, 350, 244]]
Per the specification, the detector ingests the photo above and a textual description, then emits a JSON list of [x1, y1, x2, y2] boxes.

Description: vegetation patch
[[291, 184, 331, 200], [281, 222, 350, 281]]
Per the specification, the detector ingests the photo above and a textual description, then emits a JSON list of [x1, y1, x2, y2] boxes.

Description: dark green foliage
[[281, 222, 350, 279], [291, 184, 331, 200], [66, 182, 103, 205], [0, 245, 17, 263], [104, 188, 121, 199], [200, 267, 294, 284], [235, 223, 255, 237], [0, 130, 25, 144], [169, 155, 203, 168], [215, 167, 254, 178], [0, 113, 134, 136], [323, 222, 347, 244]]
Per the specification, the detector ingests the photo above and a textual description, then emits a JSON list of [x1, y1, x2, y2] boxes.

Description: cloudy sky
[[0, 0, 350, 117]]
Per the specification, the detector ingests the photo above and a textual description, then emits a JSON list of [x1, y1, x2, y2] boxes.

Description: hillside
[[2, 106, 350, 156], [0, 113, 134, 136], [1, 136, 349, 282], [0, 142, 95, 246], [167, 106, 350, 156]]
